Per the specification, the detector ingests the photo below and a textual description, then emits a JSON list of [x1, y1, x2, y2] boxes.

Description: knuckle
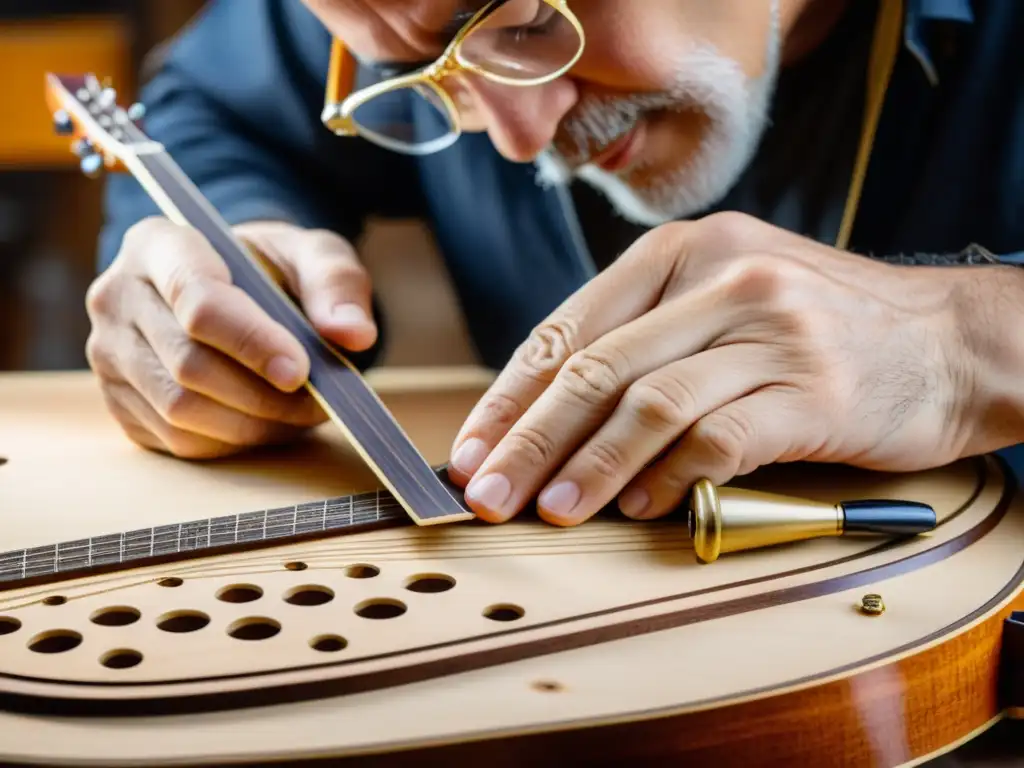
[[506, 427, 558, 468], [559, 349, 627, 405], [84, 273, 121, 320], [85, 331, 118, 380], [517, 319, 582, 382], [172, 283, 222, 339], [695, 211, 762, 250], [582, 440, 629, 479], [153, 382, 196, 426], [477, 392, 523, 430], [692, 409, 754, 464], [164, 340, 208, 387], [119, 216, 170, 261], [625, 379, 697, 432]]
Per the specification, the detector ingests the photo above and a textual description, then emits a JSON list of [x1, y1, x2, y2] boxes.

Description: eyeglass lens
[[349, 0, 580, 152]]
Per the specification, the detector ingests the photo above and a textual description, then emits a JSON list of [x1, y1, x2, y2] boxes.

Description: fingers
[[236, 222, 378, 352], [108, 327, 310, 456], [462, 343, 775, 524], [131, 280, 324, 428], [139, 225, 311, 393], [618, 386, 813, 521], [448, 225, 689, 478]]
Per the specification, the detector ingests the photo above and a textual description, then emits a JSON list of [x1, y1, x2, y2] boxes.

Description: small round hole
[[284, 585, 334, 606], [404, 573, 456, 593], [28, 630, 82, 654], [0, 457, 7, 466], [216, 584, 263, 603], [484, 603, 524, 622], [227, 617, 281, 641], [310, 634, 348, 652], [284, 561, 307, 571], [158, 577, 183, 588], [42, 595, 66, 606], [156, 610, 210, 633], [354, 598, 406, 619], [532, 680, 564, 693], [345, 564, 379, 579], [0, 617, 21, 635], [90, 606, 141, 627], [101, 649, 143, 669]]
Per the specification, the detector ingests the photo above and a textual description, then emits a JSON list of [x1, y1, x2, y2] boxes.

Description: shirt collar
[[904, 0, 975, 84]]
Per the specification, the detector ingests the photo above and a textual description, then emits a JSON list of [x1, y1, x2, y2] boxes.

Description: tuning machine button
[[52, 110, 74, 135], [80, 153, 104, 179], [126, 102, 146, 122]]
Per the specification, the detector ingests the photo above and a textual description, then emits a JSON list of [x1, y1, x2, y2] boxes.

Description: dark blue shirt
[[99, 0, 1024, 371]]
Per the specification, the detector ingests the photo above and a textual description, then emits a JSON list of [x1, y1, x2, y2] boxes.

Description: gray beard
[[534, 3, 782, 227]]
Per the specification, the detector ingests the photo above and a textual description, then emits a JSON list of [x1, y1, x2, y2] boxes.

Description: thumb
[[237, 222, 378, 352]]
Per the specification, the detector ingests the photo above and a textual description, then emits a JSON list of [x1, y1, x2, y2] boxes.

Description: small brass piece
[[689, 479, 843, 564], [859, 593, 885, 615]]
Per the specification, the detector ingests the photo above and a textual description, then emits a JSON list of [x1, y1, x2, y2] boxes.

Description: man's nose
[[452, 75, 579, 162]]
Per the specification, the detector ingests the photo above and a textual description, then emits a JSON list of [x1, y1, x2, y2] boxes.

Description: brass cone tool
[[687, 479, 937, 564]]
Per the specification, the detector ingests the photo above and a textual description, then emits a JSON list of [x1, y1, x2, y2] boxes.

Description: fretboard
[[0, 469, 468, 590]]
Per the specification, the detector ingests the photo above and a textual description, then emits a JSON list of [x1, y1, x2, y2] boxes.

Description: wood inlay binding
[[42, 73, 474, 529]]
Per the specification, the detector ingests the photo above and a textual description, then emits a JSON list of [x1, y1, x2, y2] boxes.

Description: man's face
[[304, 0, 815, 226]]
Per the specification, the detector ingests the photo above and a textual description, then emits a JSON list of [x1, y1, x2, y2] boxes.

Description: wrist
[[951, 264, 1024, 454]]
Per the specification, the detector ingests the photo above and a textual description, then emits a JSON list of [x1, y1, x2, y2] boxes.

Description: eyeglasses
[[321, 0, 585, 155]]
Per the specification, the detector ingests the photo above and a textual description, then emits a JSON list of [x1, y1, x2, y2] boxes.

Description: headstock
[[43, 73, 154, 179]]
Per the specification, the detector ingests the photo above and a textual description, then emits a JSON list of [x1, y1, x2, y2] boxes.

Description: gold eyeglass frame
[[320, 0, 585, 155]]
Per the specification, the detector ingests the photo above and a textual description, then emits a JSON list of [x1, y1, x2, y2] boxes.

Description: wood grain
[[0, 372, 1022, 766]]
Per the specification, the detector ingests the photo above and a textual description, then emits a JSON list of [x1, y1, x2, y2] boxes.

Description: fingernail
[[465, 473, 512, 518], [618, 487, 650, 519], [451, 438, 488, 477], [538, 481, 581, 519], [332, 302, 370, 328], [267, 356, 303, 390]]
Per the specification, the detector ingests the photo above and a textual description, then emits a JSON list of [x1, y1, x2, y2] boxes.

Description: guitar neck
[[0, 468, 468, 591], [101, 102, 473, 529]]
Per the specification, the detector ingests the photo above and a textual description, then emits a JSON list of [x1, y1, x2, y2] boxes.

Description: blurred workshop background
[[0, 0, 478, 373]]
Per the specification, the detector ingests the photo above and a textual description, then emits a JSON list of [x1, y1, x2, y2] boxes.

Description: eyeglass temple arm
[[325, 37, 358, 111]]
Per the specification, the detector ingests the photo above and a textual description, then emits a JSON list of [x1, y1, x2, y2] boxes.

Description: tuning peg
[[687, 478, 936, 563], [80, 153, 104, 179], [126, 102, 146, 122], [71, 137, 93, 157], [52, 109, 74, 135]]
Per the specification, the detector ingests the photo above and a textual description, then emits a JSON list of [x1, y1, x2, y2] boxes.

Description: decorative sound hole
[[42, 595, 66, 606], [345, 564, 379, 579], [284, 561, 307, 571], [310, 634, 348, 653], [158, 577, 183, 588], [284, 585, 334, 606], [0, 457, 6, 466], [156, 610, 210, 633], [28, 630, 82, 654], [0, 617, 21, 635], [90, 606, 141, 627], [101, 649, 143, 669], [405, 574, 455, 593], [355, 598, 406, 620], [484, 603, 524, 622], [227, 617, 281, 641], [217, 584, 263, 603]]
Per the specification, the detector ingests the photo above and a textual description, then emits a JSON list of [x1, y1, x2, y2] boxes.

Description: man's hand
[[85, 218, 377, 459], [447, 212, 985, 526]]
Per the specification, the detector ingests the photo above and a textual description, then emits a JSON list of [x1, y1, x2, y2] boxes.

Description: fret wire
[[0, 481, 434, 583]]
